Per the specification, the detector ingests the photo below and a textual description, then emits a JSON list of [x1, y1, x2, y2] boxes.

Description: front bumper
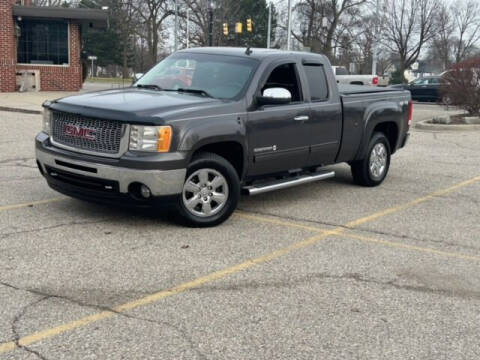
[[36, 133, 187, 203]]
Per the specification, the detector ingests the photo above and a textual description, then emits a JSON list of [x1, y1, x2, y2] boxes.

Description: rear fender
[[354, 101, 402, 160]]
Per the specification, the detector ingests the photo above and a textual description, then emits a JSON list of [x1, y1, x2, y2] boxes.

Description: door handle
[[294, 115, 309, 121]]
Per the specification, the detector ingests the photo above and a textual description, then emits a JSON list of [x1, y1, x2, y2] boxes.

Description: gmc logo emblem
[[63, 124, 96, 140]]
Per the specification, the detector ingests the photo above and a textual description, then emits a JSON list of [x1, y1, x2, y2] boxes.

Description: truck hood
[[49, 88, 229, 125]]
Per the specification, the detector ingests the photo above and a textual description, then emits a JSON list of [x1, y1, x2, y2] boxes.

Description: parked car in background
[[332, 66, 380, 86], [390, 76, 446, 102]]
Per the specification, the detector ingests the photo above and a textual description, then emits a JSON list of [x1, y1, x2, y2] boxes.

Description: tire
[[350, 132, 391, 187], [175, 152, 240, 227]]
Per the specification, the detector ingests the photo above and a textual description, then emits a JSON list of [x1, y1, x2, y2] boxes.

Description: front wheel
[[176, 152, 240, 227], [350, 132, 391, 187]]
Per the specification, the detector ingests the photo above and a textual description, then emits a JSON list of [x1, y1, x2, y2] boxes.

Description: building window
[[17, 20, 69, 65]]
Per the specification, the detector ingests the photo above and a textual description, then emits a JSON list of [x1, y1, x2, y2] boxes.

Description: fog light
[[140, 184, 151, 198]]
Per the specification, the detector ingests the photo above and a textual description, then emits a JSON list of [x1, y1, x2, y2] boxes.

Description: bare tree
[[451, 0, 480, 64], [181, 0, 211, 47], [431, 2, 453, 71], [381, 0, 439, 81], [132, 0, 173, 65], [292, 0, 367, 58]]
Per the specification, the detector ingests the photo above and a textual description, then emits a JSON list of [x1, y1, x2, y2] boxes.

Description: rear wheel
[[176, 152, 240, 227], [350, 132, 391, 187]]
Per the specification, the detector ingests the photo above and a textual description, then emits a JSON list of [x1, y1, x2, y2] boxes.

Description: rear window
[[335, 67, 349, 75], [303, 65, 329, 101]]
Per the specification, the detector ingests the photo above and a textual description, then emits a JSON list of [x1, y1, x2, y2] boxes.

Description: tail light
[[372, 76, 379, 85], [408, 100, 413, 126]]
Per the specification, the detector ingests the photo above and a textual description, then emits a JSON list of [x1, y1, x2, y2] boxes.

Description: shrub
[[442, 58, 480, 116], [390, 70, 406, 84]]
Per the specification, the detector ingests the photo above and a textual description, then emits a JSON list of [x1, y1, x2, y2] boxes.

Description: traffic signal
[[246, 18, 252, 32], [235, 22, 243, 34], [223, 23, 229, 36]]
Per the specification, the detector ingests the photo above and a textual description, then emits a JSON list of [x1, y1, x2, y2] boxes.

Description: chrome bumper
[[36, 146, 186, 196]]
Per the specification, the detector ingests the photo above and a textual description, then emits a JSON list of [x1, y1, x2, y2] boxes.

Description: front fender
[[176, 115, 248, 169]]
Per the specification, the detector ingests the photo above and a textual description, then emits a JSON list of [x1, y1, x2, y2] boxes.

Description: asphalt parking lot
[[1, 105, 479, 359]]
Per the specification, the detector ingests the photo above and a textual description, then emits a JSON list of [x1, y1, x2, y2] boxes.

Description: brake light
[[408, 100, 413, 126], [372, 76, 379, 85]]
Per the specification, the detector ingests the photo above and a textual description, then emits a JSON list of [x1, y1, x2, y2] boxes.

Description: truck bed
[[336, 85, 410, 163]]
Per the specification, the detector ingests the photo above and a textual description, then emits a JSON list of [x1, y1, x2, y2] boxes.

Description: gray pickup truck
[[36, 47, 411, 227]]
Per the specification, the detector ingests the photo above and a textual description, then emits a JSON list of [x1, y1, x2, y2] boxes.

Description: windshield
[[136, 53, 259, 100]]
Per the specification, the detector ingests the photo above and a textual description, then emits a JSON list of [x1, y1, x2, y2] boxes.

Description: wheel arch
[[189, 138, 247, 180], [354, 102, 402, 160]]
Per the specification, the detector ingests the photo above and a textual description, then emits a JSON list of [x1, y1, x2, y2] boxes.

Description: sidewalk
[[0, 81, 129, 114]]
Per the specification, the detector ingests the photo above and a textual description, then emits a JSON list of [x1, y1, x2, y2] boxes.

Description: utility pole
[[186, 8, 190, 48], [174, 0, 178, 51], [208, 1, 214, 46], [287, 0, 292, 50], [371, 0, 380, 75], [267, 2, 272, 49]]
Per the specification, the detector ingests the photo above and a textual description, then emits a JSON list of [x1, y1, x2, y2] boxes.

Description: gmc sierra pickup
[[36, 47, 411, 227]]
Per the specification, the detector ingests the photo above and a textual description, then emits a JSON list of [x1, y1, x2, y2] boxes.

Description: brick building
[[0, 0, 107, 92]]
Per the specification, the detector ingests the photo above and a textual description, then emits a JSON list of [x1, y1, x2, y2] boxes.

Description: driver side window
[[262, 63, 303, 103]]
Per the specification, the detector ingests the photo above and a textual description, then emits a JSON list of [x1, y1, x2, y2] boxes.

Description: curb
[[0, 106, 41, 115], [415, 119, 480, 131]]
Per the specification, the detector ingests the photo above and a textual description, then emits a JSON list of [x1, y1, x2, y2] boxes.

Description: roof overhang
[[12, 6, 108, 29]]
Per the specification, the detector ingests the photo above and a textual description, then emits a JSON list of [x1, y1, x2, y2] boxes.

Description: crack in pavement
[[236, 208, 480, 254], [0, 280, 208, 359], [0, 219, 112, 240], [11, 296, 51, 360], [0, 157, 34, 165], [192, 272, 480, 301]]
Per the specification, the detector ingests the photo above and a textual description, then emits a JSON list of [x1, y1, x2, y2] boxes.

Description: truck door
[[301, 62, 342, 166], [246, 62, 311, 176]]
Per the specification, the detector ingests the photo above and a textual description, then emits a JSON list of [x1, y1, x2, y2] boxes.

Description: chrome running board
[[243, 170, 335, 196]]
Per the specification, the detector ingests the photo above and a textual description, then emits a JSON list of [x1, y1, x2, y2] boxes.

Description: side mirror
[[257, 87, 292, 106]]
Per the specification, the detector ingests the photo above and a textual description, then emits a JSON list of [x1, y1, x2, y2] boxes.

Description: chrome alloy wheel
[[182, 168, 229, 218], [369, 143, 387, 179]]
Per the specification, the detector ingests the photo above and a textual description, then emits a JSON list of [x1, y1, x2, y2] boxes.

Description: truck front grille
[[51, 112, 124, 155]]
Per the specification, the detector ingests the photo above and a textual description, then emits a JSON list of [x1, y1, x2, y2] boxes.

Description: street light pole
[[372, 0, 380, 75], [174, 0, 178, 51], [287, 0, 292, 50], [267, 2, 272, 49]]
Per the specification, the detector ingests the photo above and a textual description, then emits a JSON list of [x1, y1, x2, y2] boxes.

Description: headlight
[[129, 125, 172, 152], [42, 108, 52, 134]]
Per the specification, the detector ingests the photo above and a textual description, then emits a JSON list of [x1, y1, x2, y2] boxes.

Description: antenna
[[245, 47, 252, 55]]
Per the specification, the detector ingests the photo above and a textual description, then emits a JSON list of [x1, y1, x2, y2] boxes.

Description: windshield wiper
[[174, 88, 215, 98], [135, 84, 163, 91]]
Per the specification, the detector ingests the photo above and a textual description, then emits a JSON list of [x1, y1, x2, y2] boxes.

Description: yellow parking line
[[0, 175, 479, 354], [0, 230, 338, 354], [0, 197, 65, 212], [345, 175, 480, 228]]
